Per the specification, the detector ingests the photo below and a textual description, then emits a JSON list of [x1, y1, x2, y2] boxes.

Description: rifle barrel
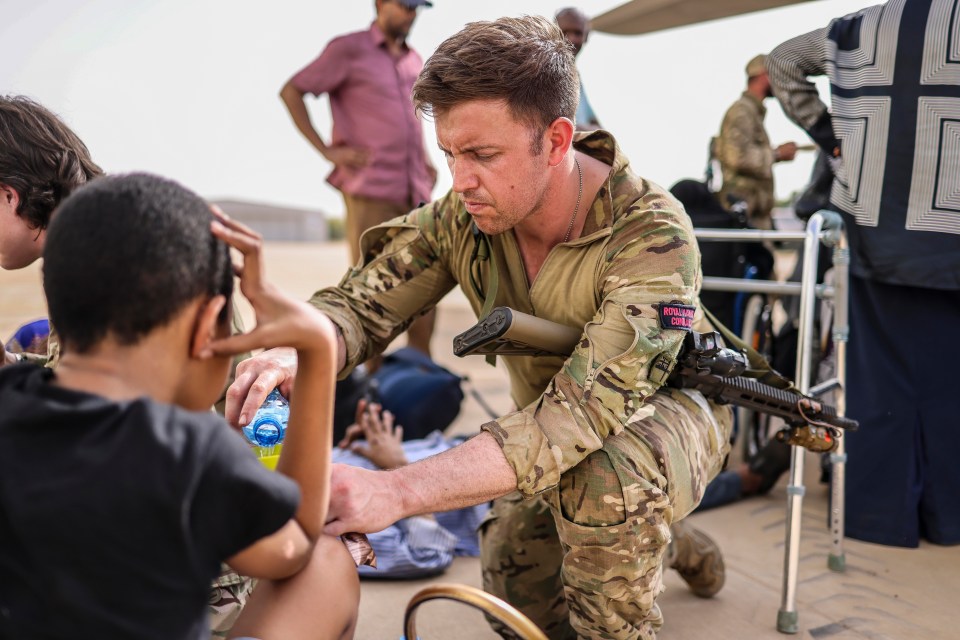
[[682, 373, 858, 431]]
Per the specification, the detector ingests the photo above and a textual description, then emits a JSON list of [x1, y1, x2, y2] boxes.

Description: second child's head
[[43, 173, 234, 409], [0, 95, 102, 270]]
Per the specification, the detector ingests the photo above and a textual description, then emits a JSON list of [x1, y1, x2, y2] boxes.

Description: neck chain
[[563, 158, 583, 243]]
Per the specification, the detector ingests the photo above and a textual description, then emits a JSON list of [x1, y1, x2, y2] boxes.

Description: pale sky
[[1, 0, 869, 217]]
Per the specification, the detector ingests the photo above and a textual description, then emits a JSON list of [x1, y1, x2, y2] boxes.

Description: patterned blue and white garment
[[768, 0, 960, 289], [333, 432, 488, 578], [767, 0, 960, 548]]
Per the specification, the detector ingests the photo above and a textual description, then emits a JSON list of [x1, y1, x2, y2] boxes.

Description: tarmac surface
[[1, 240, 955, 640]]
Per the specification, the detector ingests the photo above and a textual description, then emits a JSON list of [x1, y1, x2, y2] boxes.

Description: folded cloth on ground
[[333, 431, 488, 577]]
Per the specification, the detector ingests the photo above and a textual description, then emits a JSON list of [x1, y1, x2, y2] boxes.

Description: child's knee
[[312, 535, 360, 608], [318, 535, 358, 574]]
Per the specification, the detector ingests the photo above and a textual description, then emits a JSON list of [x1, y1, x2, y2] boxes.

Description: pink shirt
[[290, 23, 433, 207]]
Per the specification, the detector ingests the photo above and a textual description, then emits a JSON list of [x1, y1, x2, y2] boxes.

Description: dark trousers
[[695, 470, 742, 512], [845, 276, 960, 547]]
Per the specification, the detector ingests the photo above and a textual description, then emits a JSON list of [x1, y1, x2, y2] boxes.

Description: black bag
[[333, 348, 464, 443], [669, 179, 774, 332]]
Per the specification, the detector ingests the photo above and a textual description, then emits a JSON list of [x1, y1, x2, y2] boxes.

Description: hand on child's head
[[205, 208, 336, 357]]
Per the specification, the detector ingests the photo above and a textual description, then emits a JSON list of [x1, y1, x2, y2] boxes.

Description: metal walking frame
[[404, 583, 549, 640], [694, 211, 850, 634]]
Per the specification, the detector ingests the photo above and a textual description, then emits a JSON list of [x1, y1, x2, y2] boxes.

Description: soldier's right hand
[[322, 145, 370, 171], [225, 348, 299, 428]]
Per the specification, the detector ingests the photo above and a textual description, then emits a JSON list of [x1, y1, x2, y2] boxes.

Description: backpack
[[333, 347, 464, 443], [669, 179, 774, 333]]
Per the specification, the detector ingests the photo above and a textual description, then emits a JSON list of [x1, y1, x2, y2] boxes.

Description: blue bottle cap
[[253, 418, 283, 446]]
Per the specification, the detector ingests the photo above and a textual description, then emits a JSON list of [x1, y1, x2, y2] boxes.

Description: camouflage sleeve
[[43, 324, 61, 368], [717, 103, 774, 180], [19, 351, 50, 366], [768, 27, 831, 132], [308, 197, 459, 375], [482, 189, 701, 497]]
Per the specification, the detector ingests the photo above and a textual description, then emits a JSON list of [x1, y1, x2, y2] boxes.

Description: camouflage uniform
[[208, 567, 257, 638], [310, 130, 732, 639], [716, 91, 776, 227], [19, 325, 60, 368]]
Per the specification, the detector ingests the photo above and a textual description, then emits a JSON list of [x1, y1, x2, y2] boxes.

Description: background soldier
[[715, 54, 797, 229], [0, 95, 102, 368]]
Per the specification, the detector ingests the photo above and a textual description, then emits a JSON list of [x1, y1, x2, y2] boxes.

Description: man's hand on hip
[[322, 145, 370, 171]]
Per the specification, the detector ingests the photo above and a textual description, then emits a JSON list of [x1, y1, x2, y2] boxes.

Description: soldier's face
[[435, 99, 552, 236], [0, 185, 44, 271]]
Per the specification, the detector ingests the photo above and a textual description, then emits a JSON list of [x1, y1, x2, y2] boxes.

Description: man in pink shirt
[[280, 0, 437, 355]]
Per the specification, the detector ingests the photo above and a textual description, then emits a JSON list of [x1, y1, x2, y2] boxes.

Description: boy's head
[[0, 95, 102, 269], [43, 173, 234, 408]]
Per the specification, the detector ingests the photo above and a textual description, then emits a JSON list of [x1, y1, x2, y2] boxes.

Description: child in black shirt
[[0, 173, 358, 639]]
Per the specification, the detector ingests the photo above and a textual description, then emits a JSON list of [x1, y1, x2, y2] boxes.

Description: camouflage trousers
[[208, 565, 256, 639], [480, 389, 732, 640]]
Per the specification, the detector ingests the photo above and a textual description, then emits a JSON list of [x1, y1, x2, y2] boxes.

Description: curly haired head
[[43, 173, 233, 353], [0, 95, 103, 230]]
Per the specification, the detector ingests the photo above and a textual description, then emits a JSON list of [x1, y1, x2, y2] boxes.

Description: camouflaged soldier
[[715, 54, 798, 229], [228, 15, 730, 639], [0, 96, 100, 368]]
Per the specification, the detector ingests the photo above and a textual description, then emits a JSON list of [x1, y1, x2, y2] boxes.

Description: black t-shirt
[[0, 364, 300, 640]]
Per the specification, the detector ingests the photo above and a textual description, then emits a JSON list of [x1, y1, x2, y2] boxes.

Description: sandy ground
[[1, 240, 955, 640]]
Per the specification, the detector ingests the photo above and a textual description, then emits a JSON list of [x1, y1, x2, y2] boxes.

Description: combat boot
[[666, 520, 725, 598]]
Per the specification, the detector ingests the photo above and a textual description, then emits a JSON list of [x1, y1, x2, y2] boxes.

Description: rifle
[[453, 307, 857, 452], [666, 330, 857, 452], [453, 307, 581, 358]]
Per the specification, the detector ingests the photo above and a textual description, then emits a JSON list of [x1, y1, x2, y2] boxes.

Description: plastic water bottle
[[242, 388, 289, 456]]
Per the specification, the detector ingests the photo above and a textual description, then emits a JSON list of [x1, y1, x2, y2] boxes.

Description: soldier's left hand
[[324, 463, 405, 536]]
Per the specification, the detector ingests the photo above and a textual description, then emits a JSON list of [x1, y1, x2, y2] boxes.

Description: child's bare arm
[[206, 210, 336, 545], [225, 520, 312, 579]]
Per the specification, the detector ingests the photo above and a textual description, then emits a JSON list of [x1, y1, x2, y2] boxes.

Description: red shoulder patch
[[658, 303, 695, 331]]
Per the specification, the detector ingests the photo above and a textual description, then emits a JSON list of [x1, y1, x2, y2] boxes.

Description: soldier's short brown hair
[[412, 15, 579, 154], [0, 95, 103, 231]]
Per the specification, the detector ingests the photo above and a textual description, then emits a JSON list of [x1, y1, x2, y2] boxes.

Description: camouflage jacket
[[716, 91, 775, 218], [310, 130, 712, 497]]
